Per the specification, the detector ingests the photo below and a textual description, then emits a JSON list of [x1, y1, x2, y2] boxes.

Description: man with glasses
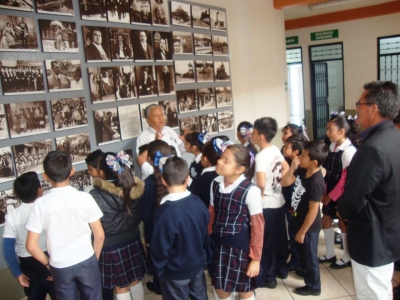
[[338, 81, 400, 300]]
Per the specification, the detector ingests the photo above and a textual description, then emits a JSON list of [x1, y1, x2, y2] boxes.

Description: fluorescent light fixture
[[309, 0, 366, 11]]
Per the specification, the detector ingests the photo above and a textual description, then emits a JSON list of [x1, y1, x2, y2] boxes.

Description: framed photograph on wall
[[193, 33, 212, 55], [56, 133, 91, 165], [136, 65, 157, 97], [177, 89, 197, 114], [45, 60, 82, 92], [82, 26, 111, 62], [51, 97, 87, 131], [200, 113, 217, 134], [39, 20, 78, 52], [191, 5, 210, 29], [0, 104, 9, 140], [0, 0, 33, 11], [159, 99, 178, 128], [80, 0, 107, 21], [216, 86, 232, 107], [130, 0, 152, 25], [36, 0, 74, 16], [179, 115, 199, 136], [109, 27, 133, 61], [210, 9, 226, 31], [0, 15, 38, 51], [195, 61, 214, 83], [93, 108, 121, 145], [132, 30, 154, 61], [212, 35, 229, 56], [172, 31, 193, 55], [0, 189, 19, 227], [118, 104, 142, 140], [113, 66, 138, 100], [153, 31, 172, 61], [70, 169, 93, 192], [139, 102, 158, 131], [197, 87, 216, 111], [218, 109, 234, 132], [12, 140, 51, 175], [174, 60, 195, 84], [156, 65, 175, 95], [170, 1, 191, 27], [0, 148, 15, 183], [150, 0, 169, 27], [106, 0, 130, 23], [88, 67, 116, 103], [214, 61, 230, 82]]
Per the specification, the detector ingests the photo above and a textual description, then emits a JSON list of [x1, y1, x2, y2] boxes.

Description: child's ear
[[161, 176, 168, 187], [312, 159, 319, 168], [69, 167, 75, 177], [37, 186, 43, 198], [42, 172, 49, 182], [235, 165, 246, 175], [294, 150, 299, 156]]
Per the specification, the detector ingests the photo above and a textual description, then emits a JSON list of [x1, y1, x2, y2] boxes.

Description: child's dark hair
[[304, 140, 328, 166], [169, 145, 177, 156], [147, 140, 172, 206], [226, 144, 254, 179], [13, 172, 40, 203], [162, 157, 189, 186], [185, 132, 204, 151], [138, 144, 148, 155], [282, 123, 302, 135], [286, 134, 307, 155], [202, 135, 229, 166], [98, 152, 136, 214], [85, 149, 103, 168], [254, 117, 278, 142], [329, 115, 360, 148], [43, 151, 72, 183]]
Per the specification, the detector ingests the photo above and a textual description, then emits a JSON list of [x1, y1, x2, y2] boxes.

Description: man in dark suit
[[338, 81, 400, 300], [47, 61, 71, 90], [93, 111, 103, 144], [161, 65, 171, 93], [155, 38, 171, 60], [112, 35, 130, 59], [85, 27, 110, 61], [134, 31, 153, 60], [139, 70, 153, 96], [102, 111, 116, 142]]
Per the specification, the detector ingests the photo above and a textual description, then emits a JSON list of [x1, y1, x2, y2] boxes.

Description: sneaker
[[293, 286, 321, 296], [318, 255, 337, 263], [330, 259, 351, 269], [295, 269, 305, 278], [263, 280, 277, 289], [146, 281, 162, 295]]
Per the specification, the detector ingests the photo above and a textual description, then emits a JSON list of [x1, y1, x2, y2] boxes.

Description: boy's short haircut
[[304, 140, 328, 166], [254, 117, 278, 142], [286, 134, 307, 155], [162, 156, 189, 186], [138, 144, 148, 155], [85, 149, 103, 168], [13, 172, 40, 203], [43, 151, 72, 183]]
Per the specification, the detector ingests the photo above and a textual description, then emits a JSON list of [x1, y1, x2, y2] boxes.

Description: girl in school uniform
[[209, 144, 265, 300], [184, 132, 206, 179], [236, 121, 258, 156], [318, 114, 359, 269]]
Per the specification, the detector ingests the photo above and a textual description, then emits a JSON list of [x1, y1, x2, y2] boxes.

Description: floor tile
[[327, 265, 355, 295]]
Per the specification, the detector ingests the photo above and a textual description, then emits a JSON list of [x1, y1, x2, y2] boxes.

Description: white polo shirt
[[26, 186, 103, 268]]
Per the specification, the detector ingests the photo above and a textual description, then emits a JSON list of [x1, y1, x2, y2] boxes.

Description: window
[[378, 35, 400, 84]]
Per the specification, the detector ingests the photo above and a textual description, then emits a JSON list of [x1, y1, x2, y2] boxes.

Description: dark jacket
[[338, 120, 400, 267], [90, 177, 145, 247]]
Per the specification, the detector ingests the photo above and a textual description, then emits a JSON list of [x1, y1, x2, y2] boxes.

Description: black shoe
[[146, 281, 162, 295], [288, 265, 298, 272], [263, 280, 277, 289], [277, 270, 288, 279], [295, 269, 305, 278], [330, 259, 351, 269], [293, 286, 321, 296], [318, 255, 337, 263]]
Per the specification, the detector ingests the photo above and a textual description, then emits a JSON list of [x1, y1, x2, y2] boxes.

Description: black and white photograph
[[212, 35, 228, 56], [5, 101, 50, 138], [0, 0, 33, 11], [0, 15, 38, 51], [191, 5, 210, 29], [194, 33, 212, 55], [118, 104, 141, 140], [136, 65, 157, 97], [35, 0, 74, 15], [210, 9, 226, 31], [51, 97, 88, 131], [45, 60, 83, 92], [106, 0, 130, 23], [82, 26, 111, 62], [0, 60, 44, 95], [0, 189, 20, 227], [216, 86, 232, 107], [151, 0, 169, 27], [171, 1, 191, 27], [39, 20, 78, 52], [12, 140, 51, 176], [177, 89, 197, 113], [200, 113, 217, 134], [70, 169, 93, 192], [130, 0, 151, 25], [159, 99, 178, 128], [174, 60, 195, 84], [0, 104, 9, 140], [218, 109, 234, 132], [179, 115, 199, 136], [114, 66, 138, 100], [153, 31, 172, 61], [40, 180, 52, 192], [132, 30, 153, 61], [195, 61, 214, 83], [214, 61, 230, 82], [80, 0, 107, 21], [109, 27, 133, 60], [0, 148, 15, 184], [93, 108, 121, 145], [172, 31, 193, 55], [139, 102, 157, 131], [156, 65, 175, 95], [88, 67, 116, 103], [197, 87, 216, 111], [56, 133, 91, 165]]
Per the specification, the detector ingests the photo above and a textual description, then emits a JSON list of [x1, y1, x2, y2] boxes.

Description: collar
[[147, 126, 165, 134], [215, 174, 245, 191], [332, 138, 352, 151], [360, 120, 389, 140], [160, 190, 190, 205], [194, 153, 202, 163], [201, 166, 215, 175], [243, 141, 250, 147]]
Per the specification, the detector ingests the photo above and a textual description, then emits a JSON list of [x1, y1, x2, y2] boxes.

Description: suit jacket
[[47, 73, 70, 90], [140, 77, 153, 95], [102, 118, 114, 142], [155, 49, 171, 60], [134, 43, 154, 60], [85, 43, 110, 61], [112, 42, 130, 59], [337, 120, 400, 267]]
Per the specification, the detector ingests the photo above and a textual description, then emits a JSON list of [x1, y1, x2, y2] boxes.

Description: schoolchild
[[85, 149, 104, 178], [89, 151, 148, 300], [184, 131, 205, 179], [237, 121, 258, 156], [281, 140, 328, 296], [26, 151, 105, 300], [209, 144, 264, 300], [3, 172, 56, 300], [281, 123, 303, 165], [318, 114, 358, 269], [150, 156, 209, 300], [251, 117, 289, 288]]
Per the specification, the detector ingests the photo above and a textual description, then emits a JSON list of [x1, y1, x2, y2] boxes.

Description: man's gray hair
[[364, 81, 400, 119], [144, 104, 160, 118]]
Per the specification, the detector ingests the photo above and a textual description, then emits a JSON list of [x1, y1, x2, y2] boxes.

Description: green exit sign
[[311, 29, 339, 41], [286, 36, 298, 45]]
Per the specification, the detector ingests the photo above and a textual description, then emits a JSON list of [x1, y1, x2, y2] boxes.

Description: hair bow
[[249, 151, 255, 167], [198, 132, 212, 145], [213, 138, 234, 156], [331, 111, 339, 116], [106, 151, 132, 174], [239, 125, 253, 139], [347, 115, 354, 121], [153, 150, 173, 173]]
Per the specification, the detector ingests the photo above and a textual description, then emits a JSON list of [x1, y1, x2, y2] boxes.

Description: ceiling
[[283, 0, 398, 20]]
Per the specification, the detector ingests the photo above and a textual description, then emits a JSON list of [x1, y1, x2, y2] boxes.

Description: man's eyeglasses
[[355, 101, 373, 107]]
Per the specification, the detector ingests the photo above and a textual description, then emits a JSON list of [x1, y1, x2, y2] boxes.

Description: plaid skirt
[[210, 244, 255, 292], [99, 238, 148, 289]]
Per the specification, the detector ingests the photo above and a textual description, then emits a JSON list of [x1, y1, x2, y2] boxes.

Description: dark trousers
[[255, 206, 289, 286], [286, 211, 300, 268], [296, 230, 321, 290], [158, 268, 207, 300], [19, 254, 56, 300], [50, 254, 102, 300]]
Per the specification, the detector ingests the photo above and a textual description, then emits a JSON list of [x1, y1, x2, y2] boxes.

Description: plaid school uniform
[[210, 179, 255, 292]]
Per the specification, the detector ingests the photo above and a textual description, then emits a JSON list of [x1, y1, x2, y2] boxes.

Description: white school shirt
[[329, 138, 356, 169], [253, 145, 285, 209], [3, 202, 47, 257], [160, 190, 191, 205], [26, 186, 103, 268]]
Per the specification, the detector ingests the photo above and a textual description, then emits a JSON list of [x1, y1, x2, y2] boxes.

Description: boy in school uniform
[[3, 172, 56, 300], [281, 140, 328, 296], [150, 156, 209, 300], [26, 151, 105, 300]]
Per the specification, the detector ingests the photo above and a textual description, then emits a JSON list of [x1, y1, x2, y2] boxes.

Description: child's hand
[[290, 156, 300, 172], [321, 195, 331, 206], [295, 231, 305, 244], [246, 260, 260, 277], [17, 274, 29, 287], [46, 276, 53, 281]]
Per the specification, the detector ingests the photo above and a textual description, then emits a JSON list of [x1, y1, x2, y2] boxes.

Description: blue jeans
[[297, 231, 321, 290], [286, 211, 300, 268]]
